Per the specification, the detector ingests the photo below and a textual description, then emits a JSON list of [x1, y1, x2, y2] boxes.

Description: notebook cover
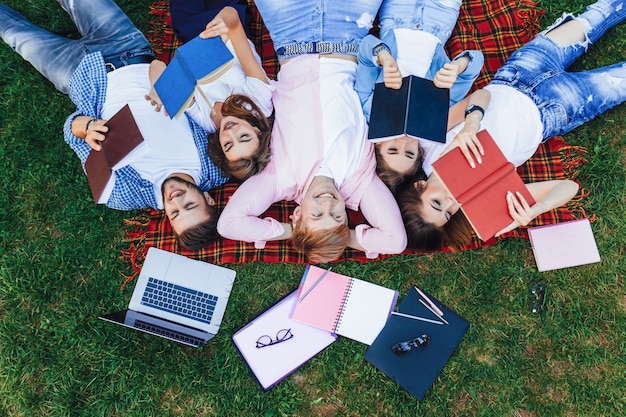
[[368, 75, 449, 143], [84, 104, 145, 202], [528, 219, 601, 271], [432, 129, 535, 240], [364, 287, 469, 400], [291, 265, 398, 345], [232, 291, 337, 391]]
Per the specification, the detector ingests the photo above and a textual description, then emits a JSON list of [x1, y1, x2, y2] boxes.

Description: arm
[[348, 176, 407, 258], [144, 60, 168, 114], [200, 6, 268, 83], [494, 180, 580, 236], [434, 50, 484, 106], [443, 88, 491, 168], [216, 170, 290, 248]]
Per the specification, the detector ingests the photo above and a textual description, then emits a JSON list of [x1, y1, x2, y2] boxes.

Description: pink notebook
[[291, 265, 398, 345], [528, 219, 601, 271]]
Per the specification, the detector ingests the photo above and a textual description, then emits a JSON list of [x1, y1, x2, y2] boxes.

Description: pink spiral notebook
[[291, 265, 398, 345]]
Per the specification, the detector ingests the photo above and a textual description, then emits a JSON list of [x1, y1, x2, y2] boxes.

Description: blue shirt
[[62, 52, 228, 210]]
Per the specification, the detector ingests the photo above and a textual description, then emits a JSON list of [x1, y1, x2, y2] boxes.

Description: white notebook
[[528, 219, 600, 271]]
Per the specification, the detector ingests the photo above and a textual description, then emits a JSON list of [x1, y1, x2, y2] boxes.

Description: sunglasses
[[391, 333, 430, 354]]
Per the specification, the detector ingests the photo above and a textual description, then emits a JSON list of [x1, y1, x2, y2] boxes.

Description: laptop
[[99, 247, 236, 347]]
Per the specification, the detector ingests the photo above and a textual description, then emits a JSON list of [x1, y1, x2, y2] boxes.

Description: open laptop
[[99, 247, 236, 347]]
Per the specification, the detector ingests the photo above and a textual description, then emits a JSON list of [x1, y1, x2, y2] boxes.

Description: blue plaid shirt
[[62, 52, 228, 210]]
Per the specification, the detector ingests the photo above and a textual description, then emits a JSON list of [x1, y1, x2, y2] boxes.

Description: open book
[[232, 291, 337, 391], [431, 129, 535, 241], [528, 219, 601, 271], [154, 35, 234, 118], [84, 104, 148, 203], [291, 265, 398, 345], [368, 75, 449, 143]]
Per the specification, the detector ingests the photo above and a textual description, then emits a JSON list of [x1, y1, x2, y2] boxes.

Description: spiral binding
[[332, 279, 354, 332]]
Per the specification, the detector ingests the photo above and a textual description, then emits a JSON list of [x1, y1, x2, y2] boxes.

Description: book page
[[335, 279, 398, 345], [232, 292, 336, 390], [291, 266, 352, 333]]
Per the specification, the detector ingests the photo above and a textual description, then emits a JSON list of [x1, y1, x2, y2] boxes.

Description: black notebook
[[364, 287, 469, 400], [367, 75, 449, 143]]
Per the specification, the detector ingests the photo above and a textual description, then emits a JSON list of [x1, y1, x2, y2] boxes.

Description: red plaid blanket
[[122, 0, 589, 277]]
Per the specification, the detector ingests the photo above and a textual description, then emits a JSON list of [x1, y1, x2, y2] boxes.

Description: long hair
[[291, 221, 350, 263], [374, 142, 425, 193], [396, 181, 473, 251], [207, 94, 273, 181], [175, 204, 220, 250]]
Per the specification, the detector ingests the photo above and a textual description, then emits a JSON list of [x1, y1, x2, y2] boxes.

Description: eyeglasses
[[256, 328, 294, 349], [391, 333, 430, 354], [530, 281, 546, 314]]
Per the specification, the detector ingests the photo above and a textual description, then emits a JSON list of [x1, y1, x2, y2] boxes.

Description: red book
[[431, 129, 535, 241]]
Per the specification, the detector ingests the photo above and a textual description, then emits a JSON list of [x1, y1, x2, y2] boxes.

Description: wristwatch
[[372, 43, 391, 66], [464, 104, 485, 119]]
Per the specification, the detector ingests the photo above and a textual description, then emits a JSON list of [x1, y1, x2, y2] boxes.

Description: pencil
[[391, 311, 443, 325], [419, 299, 449, 325], [297, 267, 332, 303], [414, 286, 445, 317]]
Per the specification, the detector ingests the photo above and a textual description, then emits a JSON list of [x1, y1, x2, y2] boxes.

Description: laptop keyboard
[[134, 319, 205, 347], [141, 277, 218, 325]]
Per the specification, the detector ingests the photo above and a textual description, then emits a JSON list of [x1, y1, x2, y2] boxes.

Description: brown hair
[[396, 181, 473, 251], [175, 205, 220, 250], [291, 221, 350, 263], [207, 94, 273, 181], [374, 142, 425, 193]]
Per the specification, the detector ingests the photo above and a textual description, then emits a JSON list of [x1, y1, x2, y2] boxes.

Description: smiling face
[[161, 176, 214, 235], [375, 137, 421, 175], [292, 176, 348, 231], [417, 174, 460, 227], [218, 115, 261, 162]]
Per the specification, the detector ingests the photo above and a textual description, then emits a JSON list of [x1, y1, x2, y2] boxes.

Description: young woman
[[216, 0, 408, 263], [397, 0, 625, 250], [354, 0, 484, 191], [146, 6, 274, 181]]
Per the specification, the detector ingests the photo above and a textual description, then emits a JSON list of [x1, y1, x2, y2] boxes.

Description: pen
[[297, 267, 332, 303], [391, 311, 443, 325], [419, 299, 449, 325], [414, 286, 445, 317]]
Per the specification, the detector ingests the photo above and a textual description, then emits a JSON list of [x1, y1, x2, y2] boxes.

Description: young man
[[0, 0, 229, 249]]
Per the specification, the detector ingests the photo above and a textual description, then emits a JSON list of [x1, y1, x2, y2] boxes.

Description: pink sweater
[[217, 55, 406, 258]]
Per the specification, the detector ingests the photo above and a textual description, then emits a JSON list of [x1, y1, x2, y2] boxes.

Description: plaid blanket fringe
[[121, 0, 590, 277]]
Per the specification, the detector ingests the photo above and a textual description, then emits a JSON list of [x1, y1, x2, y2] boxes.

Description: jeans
[[378, 0, 462, 44], [0, 0, 153, 94], [491, 0, 626, 138], [254, 0, 383, 61]]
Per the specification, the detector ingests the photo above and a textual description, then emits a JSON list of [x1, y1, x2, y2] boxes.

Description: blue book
[[154, 36, 234, 118]]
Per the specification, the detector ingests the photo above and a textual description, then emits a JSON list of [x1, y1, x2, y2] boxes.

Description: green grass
[[1, 1, 625, 416]]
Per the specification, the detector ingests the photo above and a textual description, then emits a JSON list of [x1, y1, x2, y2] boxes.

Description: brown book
[[431, 129, 535, 241], [84, 104, 147, 203]]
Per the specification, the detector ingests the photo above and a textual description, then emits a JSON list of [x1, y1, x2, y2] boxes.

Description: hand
[[85, 119, 108, 152], [378, 51, 402, 90], [494, 191, 543, 236], [440, 125, 484, 168], [200, 16, 229, 40], [433, 62, 460, 89], [145, 87, 168, 116]]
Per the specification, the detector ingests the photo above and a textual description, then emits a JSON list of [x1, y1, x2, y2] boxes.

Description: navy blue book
[[367, 75, 449, 143], [154, 36, 234, 118], [364, 286, 469, 400]]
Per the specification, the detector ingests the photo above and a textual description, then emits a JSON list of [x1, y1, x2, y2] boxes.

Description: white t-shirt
[[394, 28, 439, 78], [102, 64, 202, 208], [315, 57, 368, 188], [185, 39, 274, 132], [422, 84, 543, 176]]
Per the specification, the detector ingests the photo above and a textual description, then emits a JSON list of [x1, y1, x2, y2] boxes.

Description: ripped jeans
[[0, 0, 152, 94], [490, 0, 626, 138]]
